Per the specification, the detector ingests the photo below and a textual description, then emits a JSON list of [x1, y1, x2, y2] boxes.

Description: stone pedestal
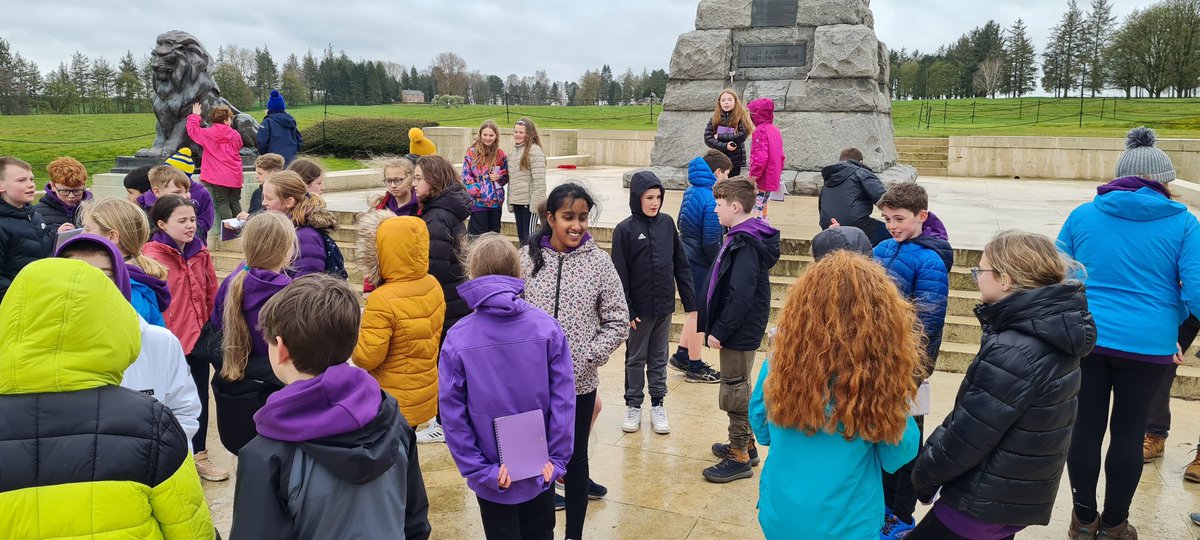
[[629, 0, 917, 192], [110, 154, 258, 174]]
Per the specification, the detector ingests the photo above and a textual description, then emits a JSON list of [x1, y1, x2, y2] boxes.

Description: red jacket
[[143, 238, 217, 354], [186, 114, 244, 189], [747, 98, 785, 193]]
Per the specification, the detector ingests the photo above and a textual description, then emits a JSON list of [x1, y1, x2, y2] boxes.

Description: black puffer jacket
[[703, 112, 749, 173], [0, 200, 52, 299], [612, 172, 695, 320], [818, 160, 887, 236], [912, 282, 1096, 526], [421, 186, 472, 331]]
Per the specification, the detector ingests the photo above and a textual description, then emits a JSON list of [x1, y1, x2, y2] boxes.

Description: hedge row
[[299, 118, 439, 158]]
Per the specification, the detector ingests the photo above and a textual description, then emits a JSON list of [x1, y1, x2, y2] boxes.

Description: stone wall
[[946, 136, 1200, 181]]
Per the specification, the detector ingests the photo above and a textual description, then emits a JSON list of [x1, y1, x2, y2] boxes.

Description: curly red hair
[[765, 251, 923, 444], [46, 157, 87, 188]]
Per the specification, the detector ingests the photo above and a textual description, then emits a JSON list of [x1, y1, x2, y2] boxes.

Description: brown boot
[[1069, 510, 1100, 540], [1096, 520, 1137, 539], [1185, 448, 1200, 483], [1142, 434, 1166, 462]]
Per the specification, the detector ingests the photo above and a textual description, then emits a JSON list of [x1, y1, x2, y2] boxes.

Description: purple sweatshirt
[[126, 263, 172, 311], [254, 362, 384, 442], [211, 266, 292, 357], [438, 275, 577, 505], [138, 181, 216, 243]]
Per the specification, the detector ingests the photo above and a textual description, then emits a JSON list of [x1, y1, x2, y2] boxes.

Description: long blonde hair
[[514, 117, 543, 171], [268, 170, 327, 228], [766, 251, 922, 444], [221, 211, 298, 381], [711, 89, 755, 136], [79, 198, 168, 279], [471, 120, 502, 171]]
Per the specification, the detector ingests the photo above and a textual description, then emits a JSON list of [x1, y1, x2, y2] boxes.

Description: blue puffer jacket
[[874, 212, 954, 370], [679, 157, 724, 257]]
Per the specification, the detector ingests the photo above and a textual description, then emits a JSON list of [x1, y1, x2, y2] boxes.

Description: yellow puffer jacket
[[353, 213, 446, 426], [0, 259, 214, 540]]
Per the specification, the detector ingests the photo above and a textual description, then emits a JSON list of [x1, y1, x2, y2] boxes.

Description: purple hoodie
[[54, 233, 131, 301], [379, 189, 420, 217], [438, 275, 576, 505], [139, 181, 216, 243], [538, 231, 593, 253], [126, 263, 172, 312], [38, 183, 93, 223], [706, 217, 779, 305], [211, 266, 292, 357], [1097, 175, 1172, 198], [254, 362, 384, 442], [151, 230, 206, 261]]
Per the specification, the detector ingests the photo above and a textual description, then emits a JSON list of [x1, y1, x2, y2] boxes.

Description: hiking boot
[[588, 479, 607, 500], [1069, 510, 1100, 540], [1143, 434, 1166, 462], [1096, 520, 1137, 539], [712, 441, 760, 466], [702, 454, 753, 483], [621, 407, 642, 433], [669, 350, 690, 372], [1186, 448, 1200, 483], [685, 361, 721, 384], [193, 451, 229, 482], [416, 419, 445, 444], [881, 507, 915, 540], [650, 405, 670, 434]]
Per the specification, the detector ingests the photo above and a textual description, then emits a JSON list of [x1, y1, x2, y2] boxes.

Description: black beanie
[[123, 165, 153, 193]]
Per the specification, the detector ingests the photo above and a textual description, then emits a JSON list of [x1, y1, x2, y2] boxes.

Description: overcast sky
[[4, 0, 1158, 82]]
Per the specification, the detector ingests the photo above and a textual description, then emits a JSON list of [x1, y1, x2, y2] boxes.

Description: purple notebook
[[494, 409, 549, 482]]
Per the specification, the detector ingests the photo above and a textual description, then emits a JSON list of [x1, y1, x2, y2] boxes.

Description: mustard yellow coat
[[353, 214, 446, 426]]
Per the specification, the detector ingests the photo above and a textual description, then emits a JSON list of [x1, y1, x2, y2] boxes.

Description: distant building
[[401, 90, 426, 103]]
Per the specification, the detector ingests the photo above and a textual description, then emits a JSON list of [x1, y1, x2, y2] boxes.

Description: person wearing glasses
[[371, 157, 420, 217], [34, 156, 92, 232]]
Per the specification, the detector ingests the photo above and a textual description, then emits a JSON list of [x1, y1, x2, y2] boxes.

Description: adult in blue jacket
[[256, 90, 303, 164], [1059, 127, 1200, 538]]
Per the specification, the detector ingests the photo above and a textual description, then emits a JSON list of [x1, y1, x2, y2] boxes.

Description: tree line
[[0, 38, 670, 116], [889, 0, 1199, 100]]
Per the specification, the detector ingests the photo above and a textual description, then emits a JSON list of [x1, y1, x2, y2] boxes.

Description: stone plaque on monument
[[751, 0, 799, 27], [737, 43, 807, 68]]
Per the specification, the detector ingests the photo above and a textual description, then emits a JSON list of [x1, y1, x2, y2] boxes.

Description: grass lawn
[[3, 98, 1199, 178]]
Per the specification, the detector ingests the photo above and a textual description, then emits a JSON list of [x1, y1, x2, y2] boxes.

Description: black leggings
[[186, 353, 208, 452], [1067, 352, 1171, 526], [908, 508, 1016, 540], [477, 488, 554, 540], [468, 208, 502, 236], [565, 390, 596, 539], [883, 415, 924, 523]]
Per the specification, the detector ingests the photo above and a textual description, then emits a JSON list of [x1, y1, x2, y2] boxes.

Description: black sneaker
[[711, 442, 760, 466], [668, 351, 690, 373], [703, 458, 753, 483], [685, 362, 721, 384], [588, 479, 607, 500], [554, 492, 566, 511]]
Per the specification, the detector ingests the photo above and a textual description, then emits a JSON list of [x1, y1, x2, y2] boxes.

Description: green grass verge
[[3, 99, 1199, 179]]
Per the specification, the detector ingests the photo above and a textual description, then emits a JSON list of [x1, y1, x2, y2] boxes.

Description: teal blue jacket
[[750, 359, 919, 540]]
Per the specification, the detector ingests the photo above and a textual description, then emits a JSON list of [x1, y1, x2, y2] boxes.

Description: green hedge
[[300, 117, 439, 158]]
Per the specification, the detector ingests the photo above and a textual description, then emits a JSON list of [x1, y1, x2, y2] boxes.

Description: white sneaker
[[621, 407, 642, 433], [416, 419, 445, 444], [650, 405, 670, 434]]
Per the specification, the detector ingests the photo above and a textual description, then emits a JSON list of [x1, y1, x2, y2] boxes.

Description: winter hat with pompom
[[1115, 126, 1175, 184]]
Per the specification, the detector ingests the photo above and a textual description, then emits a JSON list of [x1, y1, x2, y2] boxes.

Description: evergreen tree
[[1082, 0, 1117, 96], [254, 47, 279, 107], [1003, 19, 1038, 97]]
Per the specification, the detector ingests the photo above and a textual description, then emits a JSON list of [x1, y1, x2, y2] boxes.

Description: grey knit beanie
[[1115, 127, 1176, 184]]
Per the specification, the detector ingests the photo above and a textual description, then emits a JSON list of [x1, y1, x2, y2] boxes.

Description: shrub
[[299, 117, 439, 158], [432, 95, 465, 108]]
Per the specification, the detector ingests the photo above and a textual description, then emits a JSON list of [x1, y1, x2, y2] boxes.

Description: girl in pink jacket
[[186, 103, 245, 223], [747, 97, 784, 224]]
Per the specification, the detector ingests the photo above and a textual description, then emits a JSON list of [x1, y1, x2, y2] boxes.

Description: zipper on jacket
[[553, 253, 564, 318]]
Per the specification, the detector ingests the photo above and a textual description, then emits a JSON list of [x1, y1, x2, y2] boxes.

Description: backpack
[[318, 229, 348, 279]]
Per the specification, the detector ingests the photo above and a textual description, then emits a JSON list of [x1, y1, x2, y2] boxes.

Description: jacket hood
[[55, 233, 131, 302], [266, 111, 297, 128], [729, 218, 781, 265], [821, 160, 871, 188], [629, 171, 666, 219], [241, 267, 291, 310], [687, 157, 718, 189], [747, 97, 775, 125], [1093, 182, 1187, 222], [151, 230, 206, 260], [1097, 175, 1171, 198], [126, 263, 172, 312], [423, 185, 472, 221], [976, 281, 1097, 357], [457, 275, 530, 317], [910, 211, 954, 272], [255, 362, 384, 443], [357, 212, 430, 287], [811, 227, 872, 261], [40, 183, 92, 215], [0, 259, 141, 395], [301, 206, 339, 231]]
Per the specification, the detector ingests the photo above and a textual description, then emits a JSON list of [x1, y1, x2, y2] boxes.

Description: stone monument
[[112, 30, 259, 173], [630, 0, 917, 193]]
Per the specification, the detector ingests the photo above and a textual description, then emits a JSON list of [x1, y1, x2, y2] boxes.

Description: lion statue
[[137, 30, 259, 157]]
